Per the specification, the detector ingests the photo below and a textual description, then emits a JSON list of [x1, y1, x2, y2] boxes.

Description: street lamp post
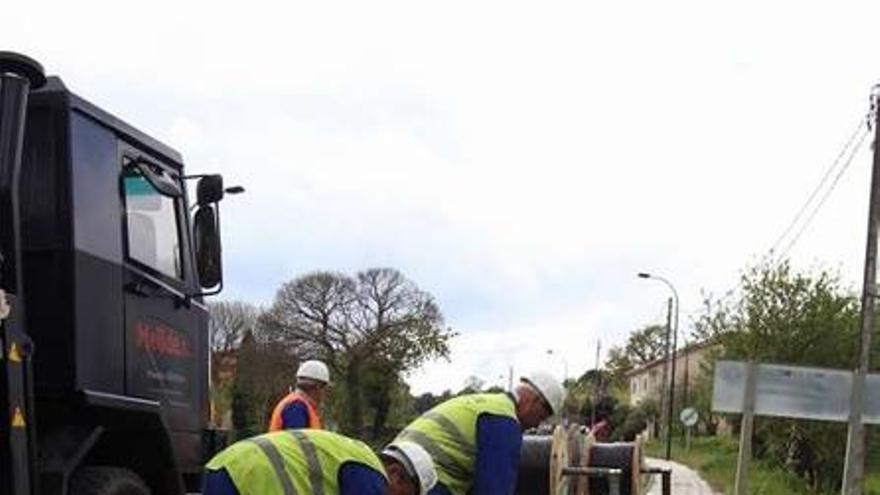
[[638, 272, 679, 461]]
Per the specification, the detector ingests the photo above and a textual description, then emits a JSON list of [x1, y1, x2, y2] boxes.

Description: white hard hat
[[522, 371, 566, 415], [382, 441, 437, 495], [296, 360, 330, 385]]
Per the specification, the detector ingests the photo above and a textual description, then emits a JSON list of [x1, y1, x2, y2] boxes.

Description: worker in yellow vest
[[396, 371, 565, 495], [269, 359, 330, 431], [203, 429, 438, 495]]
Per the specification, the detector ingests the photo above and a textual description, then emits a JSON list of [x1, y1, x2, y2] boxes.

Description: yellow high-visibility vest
[[395, 393, 517, 495], [206, 429, 386, 495]]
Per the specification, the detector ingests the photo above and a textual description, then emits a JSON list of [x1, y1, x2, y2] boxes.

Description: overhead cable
[[769, 119, 867, 257]]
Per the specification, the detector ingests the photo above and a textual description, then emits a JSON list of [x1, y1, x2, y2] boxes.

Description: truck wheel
[[69, 466, 151, 495]]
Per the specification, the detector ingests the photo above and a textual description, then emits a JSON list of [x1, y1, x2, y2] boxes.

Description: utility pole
[[667, 293, 679, 462], [660, 297, 672, 447], [591, 339, 601, 427], [842, 85, 880, 495], [683, 338, 689, 406], [735, 363, 758, 495]]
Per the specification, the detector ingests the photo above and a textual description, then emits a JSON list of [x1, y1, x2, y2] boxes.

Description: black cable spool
[[516, 431, 642, 495], [516, 435, 553, 495], [587, 443, 637, 495]]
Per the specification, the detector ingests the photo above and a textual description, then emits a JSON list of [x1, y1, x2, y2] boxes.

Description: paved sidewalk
[[644, 457, 720, 495]]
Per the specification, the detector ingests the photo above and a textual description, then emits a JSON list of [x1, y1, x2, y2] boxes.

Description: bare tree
[[259, 272, 355, 364], [208, 300, 260, 353], [354, 269, 452, 370], [261, 268, 455, 436]]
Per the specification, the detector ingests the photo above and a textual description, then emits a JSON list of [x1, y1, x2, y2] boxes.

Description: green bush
[[611, 399, 658, 441]]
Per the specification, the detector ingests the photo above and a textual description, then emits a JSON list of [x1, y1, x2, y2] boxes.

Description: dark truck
[[0, 53, 235, 494]]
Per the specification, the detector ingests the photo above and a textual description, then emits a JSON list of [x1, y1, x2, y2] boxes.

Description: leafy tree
[[230, 330, 299, 438], [720, 261, 858, 367], [610, 399, 658, 441], [209, 301, 267, 432], [700, 259, 861, 491], [562, 377, 590, 423], [562, 369, 614, 426], [605, 346, 634, 380], [361, 358, 416, 441], [605, 324, 667, 381], [413, 390, 454, 414], [625, 324, 667, 365], [230, 332, 262, 438], [690, 289, 736, 343]]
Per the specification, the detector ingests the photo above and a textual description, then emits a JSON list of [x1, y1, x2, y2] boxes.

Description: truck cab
[[1, 53, 232, 495]]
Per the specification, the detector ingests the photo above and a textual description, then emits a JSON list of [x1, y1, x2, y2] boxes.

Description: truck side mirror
[[197, 175, 224, 205], [193, 205, 222, 289]]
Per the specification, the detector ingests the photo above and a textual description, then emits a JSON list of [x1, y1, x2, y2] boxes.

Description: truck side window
[[123, 168, 183, 279]]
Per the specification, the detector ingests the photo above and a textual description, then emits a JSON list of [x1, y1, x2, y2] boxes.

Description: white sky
[[5, 0, 880, 393]]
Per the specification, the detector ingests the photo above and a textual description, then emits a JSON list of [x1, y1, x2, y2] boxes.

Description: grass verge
[[644, 436, 822, 494]]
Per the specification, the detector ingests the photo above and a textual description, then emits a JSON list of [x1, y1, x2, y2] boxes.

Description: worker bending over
[[204, 429, 437, 495], [396, 371, 565, 495], [269, 359, 330, 430]]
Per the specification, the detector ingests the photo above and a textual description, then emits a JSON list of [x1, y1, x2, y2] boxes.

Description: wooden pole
[[734, 362, 757, 495], [842, 88, 880, 495]]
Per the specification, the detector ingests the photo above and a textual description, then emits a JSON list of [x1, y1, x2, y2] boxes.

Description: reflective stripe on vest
[[395, 429, 470, 481], [395, 393, 518, 495], [207, 430, 387, 495], [250, 436, 299, 495], [269, 391, 322, 431], [422, 411, 474, 458], [290, 430, 324, 495]]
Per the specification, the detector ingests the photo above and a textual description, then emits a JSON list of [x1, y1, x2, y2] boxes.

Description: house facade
[[627, 341, 716, 407]]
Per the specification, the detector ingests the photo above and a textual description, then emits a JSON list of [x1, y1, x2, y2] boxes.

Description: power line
[[687, 121, 868, 329], [769, 119, 867, 257], [686, 110, 872, 335], [648, 104, 876, 344], [777, 125, 870, 259]]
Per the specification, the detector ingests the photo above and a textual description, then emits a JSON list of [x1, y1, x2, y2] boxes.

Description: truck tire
[[69, 466, 151, 495]]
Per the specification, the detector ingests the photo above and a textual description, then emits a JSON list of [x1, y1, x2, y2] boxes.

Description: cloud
[[407, 293, 664, 393], [6, 0, 880, 393]]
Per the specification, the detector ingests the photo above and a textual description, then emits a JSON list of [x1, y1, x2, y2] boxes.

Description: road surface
[[645, 457, 720, 495]]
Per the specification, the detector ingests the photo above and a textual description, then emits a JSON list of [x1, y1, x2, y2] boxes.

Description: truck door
[[118, 148, 206, 468]]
